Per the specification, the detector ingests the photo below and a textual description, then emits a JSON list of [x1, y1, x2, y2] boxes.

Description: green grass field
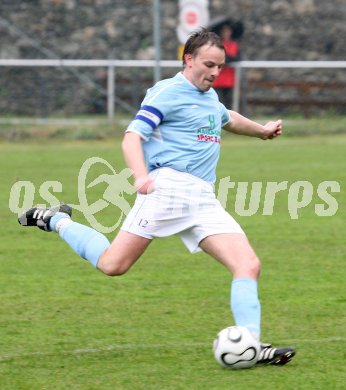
[[0, 129, 345, 389]]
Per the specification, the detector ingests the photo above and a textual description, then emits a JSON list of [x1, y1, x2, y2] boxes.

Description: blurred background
[[0, 0, 345, 122]]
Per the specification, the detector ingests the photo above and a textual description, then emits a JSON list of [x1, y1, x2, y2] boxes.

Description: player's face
[[183, 44, 225, 91]]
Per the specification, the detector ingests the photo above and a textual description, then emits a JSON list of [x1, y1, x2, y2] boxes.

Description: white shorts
[[121, 168, 244, 253]]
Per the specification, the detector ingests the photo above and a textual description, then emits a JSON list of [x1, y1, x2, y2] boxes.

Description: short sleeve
[[126, 104, 164, 141], [220, 102, 231, 126]]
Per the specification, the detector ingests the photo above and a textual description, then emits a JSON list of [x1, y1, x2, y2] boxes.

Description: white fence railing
[[1, 59, 346, 121]]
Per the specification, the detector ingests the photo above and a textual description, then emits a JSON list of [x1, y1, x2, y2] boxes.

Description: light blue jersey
[[126, 72, 231, 183]]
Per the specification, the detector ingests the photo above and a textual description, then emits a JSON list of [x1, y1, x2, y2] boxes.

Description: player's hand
[[261, 119, 282, 140], [134, 175, 155, 194]]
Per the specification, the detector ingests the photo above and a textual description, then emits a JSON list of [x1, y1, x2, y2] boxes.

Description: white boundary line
[[0, 337, 345, 362]]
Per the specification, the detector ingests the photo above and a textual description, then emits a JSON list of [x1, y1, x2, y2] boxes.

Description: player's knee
[[97, 252, 130, 276], [248, 255, 261, 278], [99, 262, 129, 277], [234, 254, 260, 279]]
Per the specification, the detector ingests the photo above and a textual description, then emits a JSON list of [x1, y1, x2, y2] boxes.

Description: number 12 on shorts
[[138, 218, 148, 227]]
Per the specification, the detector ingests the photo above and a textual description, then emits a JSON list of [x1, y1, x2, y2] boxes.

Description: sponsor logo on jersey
[[197, 115, 221, 143]]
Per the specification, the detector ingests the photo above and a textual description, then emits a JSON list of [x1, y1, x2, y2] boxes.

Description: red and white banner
[[176, 0, 210, 44]]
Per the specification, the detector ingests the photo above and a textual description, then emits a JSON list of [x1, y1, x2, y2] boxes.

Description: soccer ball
[[213, 326, 260, 369]]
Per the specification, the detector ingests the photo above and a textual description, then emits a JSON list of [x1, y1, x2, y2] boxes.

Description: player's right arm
[[122, 81, 171, 194], [121, 132, 155, 194]]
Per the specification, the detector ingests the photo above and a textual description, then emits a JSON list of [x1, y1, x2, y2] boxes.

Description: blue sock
[[231, 278, 261, 340], [49, 213, 70, 232], [50, 215, 110, 267]]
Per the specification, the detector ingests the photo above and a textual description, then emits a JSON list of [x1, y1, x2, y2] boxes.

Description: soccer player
[[19, 28, 295, 365]]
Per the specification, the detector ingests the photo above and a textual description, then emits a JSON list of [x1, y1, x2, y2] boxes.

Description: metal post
[[107, 64, 115, 124], [233, 65, 242, 112], [153, 0, 161, 83]]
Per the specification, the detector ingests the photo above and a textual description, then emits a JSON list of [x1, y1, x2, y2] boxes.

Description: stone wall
[[0, 0, 345, 115]]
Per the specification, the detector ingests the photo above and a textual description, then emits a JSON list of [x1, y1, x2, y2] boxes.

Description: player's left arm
[[223, 110, 282, 140]]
